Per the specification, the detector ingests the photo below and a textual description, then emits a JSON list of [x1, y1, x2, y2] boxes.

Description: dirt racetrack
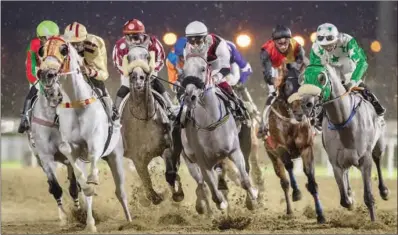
[[1, 159, 397, 234]]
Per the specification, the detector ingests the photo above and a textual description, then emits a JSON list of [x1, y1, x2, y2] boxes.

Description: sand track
[[1, 161, 397, 234]]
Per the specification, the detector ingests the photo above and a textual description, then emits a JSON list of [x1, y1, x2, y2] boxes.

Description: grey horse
[[178, 54, 258, 213], [119, 45, 184, 206], [25, 83, 80, 227], [290, 64, 390, 221]]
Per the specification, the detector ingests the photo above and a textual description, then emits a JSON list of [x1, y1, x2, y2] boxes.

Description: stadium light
[[236, 34, 251, 48], [293, 35, 305, 47], [370, 40, 382, 53], [310, 32, 317, 43], [163, 32, 177, 46]]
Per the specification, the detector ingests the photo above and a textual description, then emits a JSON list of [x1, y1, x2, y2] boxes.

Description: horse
[[37, 36, 132, 232], [118, 43, 184, 206], [261, 63, 326, 223], [25, 82, 81, 227], [291, 64, 389, 221], [177, 52, 258, 214]]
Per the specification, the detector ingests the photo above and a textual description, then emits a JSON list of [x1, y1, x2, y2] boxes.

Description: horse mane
[[181, 76, 205, 89]]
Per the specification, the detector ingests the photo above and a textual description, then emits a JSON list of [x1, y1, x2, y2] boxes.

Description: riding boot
[[102, 96, 120, 127], [112, 85, 130, 121], [218, 81, 247, 120], [361, 89, 386, 116], [18, 85, 38, 134], [161, 91, 178, 121]]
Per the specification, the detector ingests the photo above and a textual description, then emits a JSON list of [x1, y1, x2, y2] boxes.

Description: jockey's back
[[83, 34, 109, 81]]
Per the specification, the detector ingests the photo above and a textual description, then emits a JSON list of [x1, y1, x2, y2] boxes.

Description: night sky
[[1, 1, 397, 118]]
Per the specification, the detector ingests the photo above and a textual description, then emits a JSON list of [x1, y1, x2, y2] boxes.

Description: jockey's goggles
[[187, 36, 205, 46], [274, 38, 290, 47], [317, 35, 335, 42], [126, 33, 143, 42]]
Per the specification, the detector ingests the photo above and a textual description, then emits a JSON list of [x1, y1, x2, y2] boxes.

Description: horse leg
[[163, 148, 184, 202], [132, 157, 163, 205], [301, 147, 326, 224], [183, 152, 211, 215], [268, 151, 292, 215], [332, 165, 353, 210], [360, 155, 376, 221], [283, 157, 302, 202], [372, 137, 390, 200], [103, 152, 132, 222], [222, 159, 241, 187], [41, 159, 68, 226], [59, 142, 92, 196], [67, 164, 81, 210], [199, 163, 228, 211], [249, 124, 265, 192], [229, 149, 258, 210]]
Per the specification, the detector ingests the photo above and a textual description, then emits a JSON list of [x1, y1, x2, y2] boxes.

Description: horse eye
[[318, 74, 326, 85]]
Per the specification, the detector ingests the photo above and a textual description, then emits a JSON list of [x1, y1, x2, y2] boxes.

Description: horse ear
[[38, 46, 45, 58], [60, 44, 69, 56]]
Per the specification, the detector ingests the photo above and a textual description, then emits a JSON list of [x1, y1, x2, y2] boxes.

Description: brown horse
[[261, 63, 326, 223]]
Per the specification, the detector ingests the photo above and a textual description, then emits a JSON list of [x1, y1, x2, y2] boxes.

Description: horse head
[[181, 54, 209, 109], [277, 62, 301, 101], [37, 37, 78, 107]]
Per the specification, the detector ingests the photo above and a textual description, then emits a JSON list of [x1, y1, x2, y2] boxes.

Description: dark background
[[2, 1, 397, 119]]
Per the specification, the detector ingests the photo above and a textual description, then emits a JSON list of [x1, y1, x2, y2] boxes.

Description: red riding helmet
[[123, 19, 145, 35]]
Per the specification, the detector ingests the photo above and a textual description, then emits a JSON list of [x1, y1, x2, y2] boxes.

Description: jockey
[[63, 22, 115, 124], [18, 20, 60, 134], [309, 23, 386, 129], [112, 19, 176, 120], [166, 37, 187, 98], [258, 24, 307, 137], [182, 20, 248, 120]]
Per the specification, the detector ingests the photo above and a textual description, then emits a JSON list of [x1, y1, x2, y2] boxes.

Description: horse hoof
[[250, 187, 259, 200], [82, 185, 96, 197], [317, 215, 326, 224], [59, 220, 68, 227], [380, 188, 390, 200], [218, 178, 229, 191], [292, 189, 302, 202], [245, 194, 257, 211], [172, 192, 185, 202], [195, 203, 206, 215], [150, 193, 164, 205], [85, 224, 97, 233], [219, 201, 228, 210]]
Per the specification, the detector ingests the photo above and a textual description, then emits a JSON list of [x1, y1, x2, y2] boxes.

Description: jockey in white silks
[[179, 21, 249, 121]]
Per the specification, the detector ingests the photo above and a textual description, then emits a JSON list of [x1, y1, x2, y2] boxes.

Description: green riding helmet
[[36, 20, 60, 38]]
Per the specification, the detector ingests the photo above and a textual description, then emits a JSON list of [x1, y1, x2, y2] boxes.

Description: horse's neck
[[324, 67, 354, 125], [33, 93, 57, 120], [198, 87, 226, 121], [60, 57, 93, 102]]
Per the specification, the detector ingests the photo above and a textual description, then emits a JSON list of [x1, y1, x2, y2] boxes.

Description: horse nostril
[[140, 75, 145, 80], [306, 102, 313, 108], [191, 95, 196, 102]]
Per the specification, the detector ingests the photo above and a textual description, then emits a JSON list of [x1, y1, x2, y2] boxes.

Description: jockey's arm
[[151, 37, 166, 73], [260, 49, 273, 85], [347, 38, 368, 84], [25, 39, 40, 85], [308, 44, 323, 66], [229, 44, 252, 84], [294, 44, 307, 72], [112, 43, 124, 76], [212, 40, 232, 82], [85, 37, 109, 81]]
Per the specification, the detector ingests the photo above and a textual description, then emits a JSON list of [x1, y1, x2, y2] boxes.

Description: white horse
[[38, 37, 132, 232]]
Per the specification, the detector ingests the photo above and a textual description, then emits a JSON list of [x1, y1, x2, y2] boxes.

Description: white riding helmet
[[185, 21, 208, 37], [316, 23, 339, 46]]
